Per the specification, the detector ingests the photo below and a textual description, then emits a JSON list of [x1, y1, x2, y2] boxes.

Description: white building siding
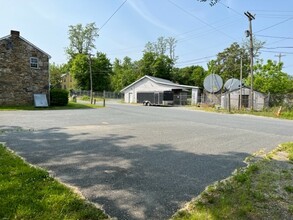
[[123, 78, 190, 103]]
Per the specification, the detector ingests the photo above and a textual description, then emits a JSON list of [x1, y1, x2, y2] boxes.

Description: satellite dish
[[224, 78, 241, 91], [203, 74, 223, 93]]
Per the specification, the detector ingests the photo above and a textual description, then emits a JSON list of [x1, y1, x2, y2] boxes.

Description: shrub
[[81, 95, 90, 101], [50, 89, 69, 106]]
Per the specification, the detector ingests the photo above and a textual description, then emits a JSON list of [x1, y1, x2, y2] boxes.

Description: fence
[[269, 93, 293, 108], [72, 90, 122, 99]]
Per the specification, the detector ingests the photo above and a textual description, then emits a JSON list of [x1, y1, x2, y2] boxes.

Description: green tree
[[69, 54, 89, 89], [171, 66, 206, 87], [50, 63, 68, 88], [65, 23, 99, 59], [207, 42, 250, 82], [144, 36, 177, 62], [70, 52, 112, 91], [249, 59, 293, 94], [138, 52, 173, 80], [91, 52, 112, 91], [111, 57, 139, 92], [242, 36, 265, 58]]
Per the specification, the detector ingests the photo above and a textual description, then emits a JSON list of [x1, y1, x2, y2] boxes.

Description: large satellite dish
[[224, 78, 241, 91], [203, 74, 223, 93]]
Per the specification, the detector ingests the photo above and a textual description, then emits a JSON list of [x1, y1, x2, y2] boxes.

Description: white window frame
[[30, 57, 38, 69]]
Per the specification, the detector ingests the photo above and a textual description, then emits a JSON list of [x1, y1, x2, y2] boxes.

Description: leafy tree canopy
[[242, 36, 265, 58], [111, 57, 139, 92], [249, 59, 293, 94], [207, 42, 250, 82], [65, 23, 99, 59], [69, 52, 112, 91], [144, 36, 177, 62], [50, 63, 68, 88], [171, 66, 207, 87], [138, 52, 174, 80]]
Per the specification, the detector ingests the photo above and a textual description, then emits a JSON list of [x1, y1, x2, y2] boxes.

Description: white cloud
[[127, 0, 178, 34]]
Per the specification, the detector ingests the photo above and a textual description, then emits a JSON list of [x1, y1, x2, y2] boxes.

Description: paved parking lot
[[1, 103, 292, 219]]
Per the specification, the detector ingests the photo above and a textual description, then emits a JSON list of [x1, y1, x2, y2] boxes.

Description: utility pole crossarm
[[275, 53, 286, 64], [244, 11, 255, 20]]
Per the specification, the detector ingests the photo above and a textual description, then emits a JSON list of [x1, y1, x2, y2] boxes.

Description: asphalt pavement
[[0, 102, 292, 219]]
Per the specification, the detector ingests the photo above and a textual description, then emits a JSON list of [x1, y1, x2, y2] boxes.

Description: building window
[[30, 57, 38, 68]]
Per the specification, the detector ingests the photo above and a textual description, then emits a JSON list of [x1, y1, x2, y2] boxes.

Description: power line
[[255, 17, 293, 33], [255, 34, 293, 40], [260, 50, 293, 55], [167, 0, 237, 41], [99, 0, 128, 32], [249, 10, 293, 13], [176, 55, 217, 64], [219, 2, 243, 17], [264, 46, 293, 49]]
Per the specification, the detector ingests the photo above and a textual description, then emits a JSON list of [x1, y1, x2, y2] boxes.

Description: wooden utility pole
[[275, 53, 286, 64], [239, 56, 243, 110], [88, 54, 93, 104], [244, 11, 255, 111]]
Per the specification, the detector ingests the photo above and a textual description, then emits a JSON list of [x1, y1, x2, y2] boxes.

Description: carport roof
[[120, 75, 199, 92]]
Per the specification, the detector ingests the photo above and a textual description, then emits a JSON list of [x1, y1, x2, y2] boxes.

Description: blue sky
[[1, 0, 293, 75]]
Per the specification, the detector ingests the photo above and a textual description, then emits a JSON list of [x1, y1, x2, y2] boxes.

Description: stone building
[[61, 73, 76, 90], [0, 30, 51, 106]]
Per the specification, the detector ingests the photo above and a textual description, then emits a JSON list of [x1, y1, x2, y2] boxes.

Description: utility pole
[[275, 53, 286, 64], [88, 54, 93, 104], [239, 56, 243, 110], [244, 11, 255, 111]]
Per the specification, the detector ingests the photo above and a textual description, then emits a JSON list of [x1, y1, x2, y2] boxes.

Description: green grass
[[171, 142, 293, 220], [0, 101, 103, 111], [0, 144, 108, 220], [279, 142, 293, 161], [189, 105, 293, 120]]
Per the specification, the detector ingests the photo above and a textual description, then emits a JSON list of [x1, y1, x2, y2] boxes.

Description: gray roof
[[120, 75, 199, 92], [0, 34, 51, 59]]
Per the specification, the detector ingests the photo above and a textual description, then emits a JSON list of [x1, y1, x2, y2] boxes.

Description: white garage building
[[120, 75, 200, 105]]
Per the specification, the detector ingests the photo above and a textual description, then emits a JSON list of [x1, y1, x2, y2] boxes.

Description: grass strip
[[0, 102, 103, 111], [0, 144, 108, 220], [189, 105, 293, 120], [172, 142, 293, 220]]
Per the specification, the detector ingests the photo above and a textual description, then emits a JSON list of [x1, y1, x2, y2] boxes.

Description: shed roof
[[224, 86, 265, 95], [120, 75, 199, 92], [0, 31, 51, 58]]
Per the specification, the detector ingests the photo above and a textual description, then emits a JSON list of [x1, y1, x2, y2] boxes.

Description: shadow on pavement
[[1, 126, 248, 220]]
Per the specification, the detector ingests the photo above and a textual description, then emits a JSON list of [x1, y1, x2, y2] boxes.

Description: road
[[0, 103, 292, 220]]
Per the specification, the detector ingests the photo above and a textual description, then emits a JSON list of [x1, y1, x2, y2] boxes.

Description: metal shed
[[221, 87, 267, 111]]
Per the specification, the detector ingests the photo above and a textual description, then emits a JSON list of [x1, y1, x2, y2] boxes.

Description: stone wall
[[0, 31, 50, 106]]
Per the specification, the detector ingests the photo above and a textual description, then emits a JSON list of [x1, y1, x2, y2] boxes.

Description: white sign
[[34, 94, 48, 107]]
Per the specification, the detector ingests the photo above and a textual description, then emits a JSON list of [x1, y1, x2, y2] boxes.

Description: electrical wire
[[176, 55, 217, 64], [219, 2, 243, 17], [264, 46, 293, 49], [255, 34, 293, 40], [260, 50, 293, 55], [99, 0, 128, 32], [255, 17, 293, 33], [167, 0, 237, 41]]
